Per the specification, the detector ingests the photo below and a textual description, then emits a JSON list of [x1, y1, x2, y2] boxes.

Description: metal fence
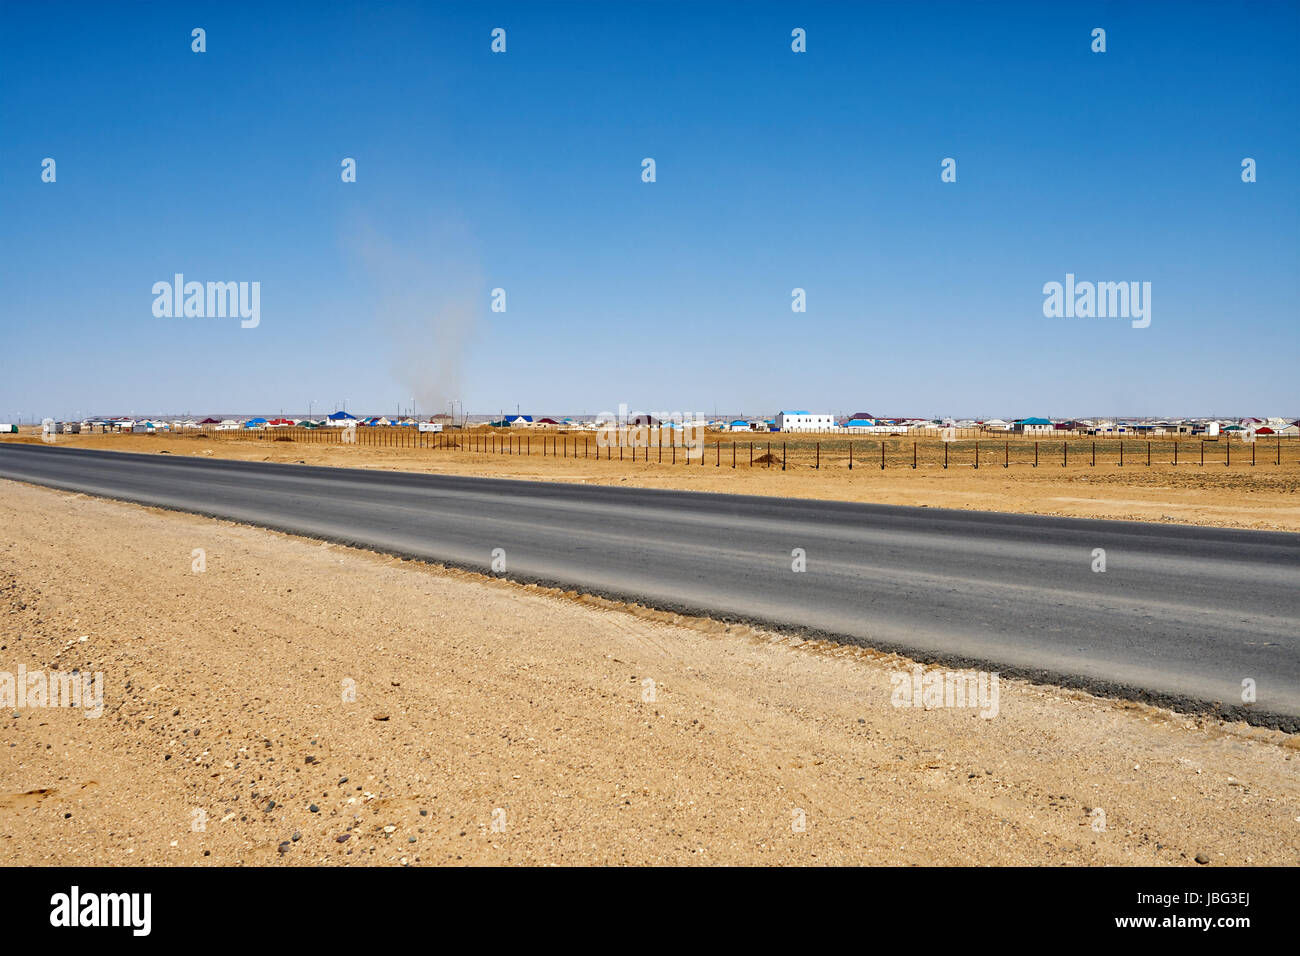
[[165, 426, 1300, 470]]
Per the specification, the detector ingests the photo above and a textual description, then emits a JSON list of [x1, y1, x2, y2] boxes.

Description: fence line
[[136, 425, 1300, 470]]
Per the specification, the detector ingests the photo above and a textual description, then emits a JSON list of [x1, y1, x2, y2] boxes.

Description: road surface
[[3, 442, 1298, 726]]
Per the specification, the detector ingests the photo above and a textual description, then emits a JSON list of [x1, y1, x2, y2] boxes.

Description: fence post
[[881, 440, 885, 470], [782, 442, 786, 471], [974, 440, 979, 470], [1119, 442, 1123, 467], [1226, 438, 1230, 467], [849, 442, 854, 470], [913, 441, 917, 469], [1201, 440, 1204, 466], [1004, 441, 1008, 468], [816, 442, 820, 469], [1034, 441, 1038, 468], [1092, 441, 1096, 467]]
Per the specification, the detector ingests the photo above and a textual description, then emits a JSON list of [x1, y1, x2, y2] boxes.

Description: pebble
[[292, 831, 301, 842], [336, 834, 350, 843], [1195, 853, 1210, 865]]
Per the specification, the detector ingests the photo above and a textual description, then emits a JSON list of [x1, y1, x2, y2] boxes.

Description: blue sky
[[1, 0, 1296, 420]]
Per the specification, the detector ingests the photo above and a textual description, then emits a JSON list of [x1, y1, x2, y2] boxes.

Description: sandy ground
[[8, 431, 1298, 532], [1, 479, 1297, 866]]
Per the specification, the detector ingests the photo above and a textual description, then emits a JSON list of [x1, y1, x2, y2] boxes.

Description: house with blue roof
[[776, 411, 835, 432], [1012, 417, 1055, 435]]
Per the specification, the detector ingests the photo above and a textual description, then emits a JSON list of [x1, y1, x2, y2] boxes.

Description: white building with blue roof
[[776, 411, 835, 432]]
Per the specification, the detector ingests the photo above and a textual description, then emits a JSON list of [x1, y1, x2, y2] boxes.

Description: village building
[[776, 411, 835, 432]]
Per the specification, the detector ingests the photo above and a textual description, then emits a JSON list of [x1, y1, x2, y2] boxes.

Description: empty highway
[[2, 443, 1298, 726]]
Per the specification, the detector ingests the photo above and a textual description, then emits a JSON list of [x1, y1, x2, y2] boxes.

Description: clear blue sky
[[1, 1, 1296, 421]]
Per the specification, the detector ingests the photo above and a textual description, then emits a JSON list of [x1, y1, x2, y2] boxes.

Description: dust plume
[[351, 224, 482, 418]]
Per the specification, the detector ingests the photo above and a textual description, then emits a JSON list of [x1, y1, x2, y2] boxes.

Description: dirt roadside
[[1, 479, 1297, 865]]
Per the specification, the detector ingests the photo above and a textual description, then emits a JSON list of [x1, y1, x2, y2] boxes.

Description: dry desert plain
[[1, 430, 1298, 865]]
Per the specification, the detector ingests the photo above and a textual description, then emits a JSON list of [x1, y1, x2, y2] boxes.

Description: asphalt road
[[3, 442, 1298, 726]]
